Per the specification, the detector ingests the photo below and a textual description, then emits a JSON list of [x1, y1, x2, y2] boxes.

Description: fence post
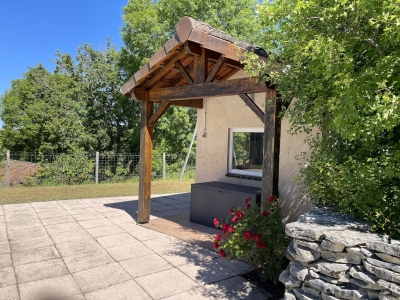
[[162, 153, 166, 180], [95, 151, 99, 184], [6, 150, 10, 188]]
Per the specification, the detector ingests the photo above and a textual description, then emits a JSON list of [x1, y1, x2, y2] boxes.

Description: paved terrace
[[0, 193, 267, 300]]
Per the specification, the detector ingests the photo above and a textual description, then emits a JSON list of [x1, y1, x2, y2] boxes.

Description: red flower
[[222, 223, 229, 236], [243, 231, 253, 240], [229, 209, 234, 216], [253, 233, 262, 242], [262, 211, 269, 217], [245, 198, 250, 204], [215, 234, 221, 242], [236, 210, 244, 219], [219, 249, 227, 257], [232, 216, 238, 223], [268, 195, 276, 203], [257, 241, 267, 249], [213, 242, 219, 249], [246, 204, 251, 210], [228, 226, 234, 233], [214, 218, 219, 227]]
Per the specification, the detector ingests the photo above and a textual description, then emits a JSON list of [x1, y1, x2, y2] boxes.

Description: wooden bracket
[[238, 93, 265, 123]]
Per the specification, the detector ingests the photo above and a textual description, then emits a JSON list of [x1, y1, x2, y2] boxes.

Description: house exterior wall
[[195, 70, 313, 222]]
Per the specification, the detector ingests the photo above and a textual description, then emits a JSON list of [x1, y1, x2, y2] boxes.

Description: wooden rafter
[[194, 48, 207, 84], [175, 61, 193, 85], [205, 55, 226, 83], [132, 77, 268, 102], [145, 50, 188, 89], [149, 101, 170, 126], [170, 99, 203, 109], [238, 93, 265, 123]]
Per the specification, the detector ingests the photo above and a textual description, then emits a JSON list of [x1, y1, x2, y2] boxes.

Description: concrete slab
[[10, 236, 53, 252], [117, 222, 148, 233], [120, 253, 173, 278], [95, 232, 139, 248], [204, 276, 267, 300], [0, 267, 16, 288], [6, 220, 42, 231], [78, 218, 114, 229], [19, 274, 80, 300], [107, 215, 136, 225], [0, 242, 10, 255], [63, 249, 114, 273], [129, 228, 169, 241], [62, 294, 86, 300], [0, 232, 7, 243], [143, 237, 190, 253], [66, 208, 98, 216], [36, 210, 70, 220], [86, 224, 125, 238], [162, 287, 216, 300], [55, 238, 102, 257], [177, 260, 237, 284], [135, 268, 198, 300], [49, 229, 92, 245], [12, 246, 60, 266], [41, 215, 76, 226], [0, 285, 19, 300], [71, 212, 104, 221], [0, 254, 12, 269], [72, 262, 131, 293], [15, 258, 69, 284], [105, 243, 154, 262], [45, 222, 83, 234], [7, 226, 48, 241], [85, 280, 152, 300], [31, 202, 63, 212], [5, 213, 38, 222], [214, 258, 253, 275], [158, 245, 218, 267]]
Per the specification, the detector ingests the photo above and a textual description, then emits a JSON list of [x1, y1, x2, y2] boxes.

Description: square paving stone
[[15, 258, 69, 284], [0, 232, 7, 243], [129, 229, 169, 241], [31, 202, 63, 211], [117, 222, 148, 233], [162, 287, 216, 300], [107, 215, 136, 225], [0, 267, 16, 288], [7, 226, 48, 241], [0, 254, 12, 269], [0, 242, 10, 255], [214, 258, 253, 275], [55, 238, 102, 257], [72, 212, 104, 221], [105, 243, 154, 262], [10, 236, 53, 252], [5, 213, 38, 222], [45, 222, 83, 234], [86, 224, 125, 238], [41, 215, 76, 226], [62, 294, 86, 300], [0, 285, 19, 300], [63, 249, 114, 273], [95, 232, 139, 248], [120, 253, 173, 278], [143, 237, 189, 253], [50, 229, 92, 245], [12, 246, 60, 266], [204, 276, 266, 300], [78, 218, 114, 229], [158, 245, 217, 267], [19, 274, 80, 300], [177, 260, 237, 284], [66, 208, 98, 216], [135, 268, 198, 300], [37, 210, 70, 220], [72, 262, 131, 294], [6, 220, 42, 231], [85, 280, 152, 300], [100, 211, 132, 218]]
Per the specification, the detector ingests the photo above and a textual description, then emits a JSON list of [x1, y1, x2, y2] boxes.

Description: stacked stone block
[[279, 207, 400, 300]]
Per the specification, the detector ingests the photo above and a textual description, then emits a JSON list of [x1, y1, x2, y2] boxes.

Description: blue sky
[[0, 0, 128, 127]]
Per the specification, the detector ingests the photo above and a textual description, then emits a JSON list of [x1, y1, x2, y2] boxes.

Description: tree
[[248, 0, 400, 237], [120, 0, 261, 154]]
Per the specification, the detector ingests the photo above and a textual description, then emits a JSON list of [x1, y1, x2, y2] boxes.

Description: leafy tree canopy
[[248, 0, 400, 237]]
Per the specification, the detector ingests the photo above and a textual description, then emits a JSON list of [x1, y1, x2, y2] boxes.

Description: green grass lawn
[[0, 179, 194, 205]]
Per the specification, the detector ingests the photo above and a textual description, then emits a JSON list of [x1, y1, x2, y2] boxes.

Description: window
[[228, 128, 263, 177]]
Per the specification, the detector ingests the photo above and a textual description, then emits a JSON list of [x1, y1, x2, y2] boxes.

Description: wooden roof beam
[[238, 93, 265, 123], [133, 77, 267, 102], [205, 55, 226, 83], [175, 61, 193, 85], [149, 101, 171, 126]]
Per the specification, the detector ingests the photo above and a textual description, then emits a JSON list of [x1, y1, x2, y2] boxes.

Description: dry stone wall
[[280, 207, 400, 300]]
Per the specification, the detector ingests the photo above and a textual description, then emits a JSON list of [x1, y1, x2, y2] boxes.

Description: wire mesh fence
[[0, 150, 196, 187]]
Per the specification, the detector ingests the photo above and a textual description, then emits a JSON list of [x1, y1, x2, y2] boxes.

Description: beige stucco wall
[[195, 70, 313, 222]]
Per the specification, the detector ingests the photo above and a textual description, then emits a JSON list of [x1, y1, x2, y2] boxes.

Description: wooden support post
[[138, 93, 154, 223], [261, 87, 281, 212]]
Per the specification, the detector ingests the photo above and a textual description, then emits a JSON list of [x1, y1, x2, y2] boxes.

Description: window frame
[[227, 128, 264, 177]]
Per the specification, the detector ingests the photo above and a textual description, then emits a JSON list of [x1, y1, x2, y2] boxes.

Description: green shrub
[[213, 196, 290, 283]]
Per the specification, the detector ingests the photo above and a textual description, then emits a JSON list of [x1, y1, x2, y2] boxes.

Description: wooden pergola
[[120, 17, 280, 223]]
